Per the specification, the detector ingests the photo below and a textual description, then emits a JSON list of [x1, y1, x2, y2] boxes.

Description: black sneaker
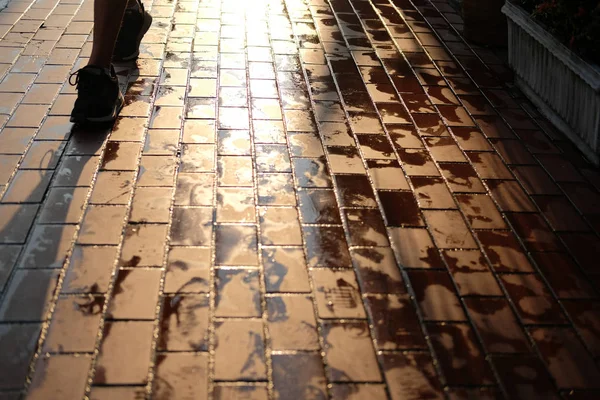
[[113, 1, 153, 62], [69, 65, 124, 124]]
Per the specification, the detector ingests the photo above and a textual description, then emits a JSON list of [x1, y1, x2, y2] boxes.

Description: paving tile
[[408, 269, 466, 321], [445, 388, 503, 400], [215, 225, 258, 266], [263, 247, 310, 293], [423, 209, 477, 249], [94, 321, 154, 385], [533, 195, 589, 232], [537, 154, 585, 183], [165, 249, 210, 295], [38, 187, 88, 224], [467, 152, 514, 180], [119, 224, 168, 267], [182, 119, 215, 144], [334, 174, 377, 207], [215, 268, 261, 317], [380, 352, 444, 400], [0, 323, 41, 390], [475, 230, 534, 273], [217, 155, 252, 186], [560, 232, 600, 272], [562, 300, 600, 357], [505, 213, 563, 252], [272, 353, 328, 399], [90, 171, 135, 205], [343, 208, 389, 246], [298, 188, 341, 224], [0, 269, 59, 322], [367, 159, 410, 190], [100, 142, 141, 171], [452, 127, 494, 151], [170, 207, 213, 247], [424, 136, 467, 162], [259, 207, 302, 246], [326, 146, 366, 175], [321, 321, 382, 382], [531, 251, 597, 299], [2, 169, 53, 203], [443, 250, 503, 296], [143, 129, 179, 155], [378, 191, 424, 227], [388, 227, 445, 269], [175, 173, 213, 206], [330, 384, 388, 400], [303, 225, 352, 268], [365, 293, 426, 350], [411, 113, 449, 137], [27, 354, 91, 400], [464, 297, 530, 354], [313, 269, 365, 319], [397, 148, 440, 176], [43, 295, 103, 353], [530, 327, 600, 389], [0, 204, 38, 243], [78, 205, 128, 245], [181, 144, 215, 173], [267, 294, 318, 351], [130, 187, 173, 223], [0, 245, 20, 292], [490, 138, 537, 165], [214, 319, 267, 381], [213, 386, 268, 400], [492, 355, 560, 400], [158, 293, 209, 352], [53, 155, 99, 187], [0, 1, 596, 396], [153, 353, 208, 400], [0, 128, 35, 155], [500, 274, 567, 324], [428, 323, 495, 385], [107, 269, 161, 320], [439, 162, 486, 193], [486, 179, 537, 212], [350, 246, 406, 294], [62, 246, 117, 294], [456, 193, 506, 229]]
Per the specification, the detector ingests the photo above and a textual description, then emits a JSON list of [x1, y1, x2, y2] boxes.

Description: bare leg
[[88, 0, 129, 67]]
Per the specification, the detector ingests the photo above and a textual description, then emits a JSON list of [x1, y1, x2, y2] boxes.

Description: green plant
[[517, 0, 600, 64]]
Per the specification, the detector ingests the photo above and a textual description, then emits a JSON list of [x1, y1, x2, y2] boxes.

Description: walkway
[[1, 0, 599, 398]]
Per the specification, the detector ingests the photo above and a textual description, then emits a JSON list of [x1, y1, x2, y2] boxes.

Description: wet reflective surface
[[1, 0, 600, 398]]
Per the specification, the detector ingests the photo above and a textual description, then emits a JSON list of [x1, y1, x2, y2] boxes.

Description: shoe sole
[[70, 93, 125, 124], [113, 12, 153, 62]]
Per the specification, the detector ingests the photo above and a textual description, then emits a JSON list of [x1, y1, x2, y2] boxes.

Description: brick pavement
[[0, 0, 600, 398]]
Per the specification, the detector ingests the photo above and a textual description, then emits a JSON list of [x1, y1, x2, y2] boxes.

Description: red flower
[[570, 35, 576, 48], [536, 1, 553, 12], [576, 6, 586, 17]]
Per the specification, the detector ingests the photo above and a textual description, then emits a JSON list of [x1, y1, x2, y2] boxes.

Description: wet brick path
[[1, 0, 600, 398]]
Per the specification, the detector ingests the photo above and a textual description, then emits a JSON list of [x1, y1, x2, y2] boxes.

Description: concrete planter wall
[[502, 1, 600, 165]]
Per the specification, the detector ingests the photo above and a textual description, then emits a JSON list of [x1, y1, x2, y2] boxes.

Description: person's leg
[[88, 0, 129, 67], [70, 0, 127, 124], [113, 0, 153, 62], [71, 0, 152, 124]]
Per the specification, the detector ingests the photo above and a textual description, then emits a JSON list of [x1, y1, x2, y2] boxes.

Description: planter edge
[[501, 1, 600, 92], [515, 76, 599, 166]]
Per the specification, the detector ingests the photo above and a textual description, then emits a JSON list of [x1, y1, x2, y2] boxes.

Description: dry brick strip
[[0, 0, 599, 398]]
